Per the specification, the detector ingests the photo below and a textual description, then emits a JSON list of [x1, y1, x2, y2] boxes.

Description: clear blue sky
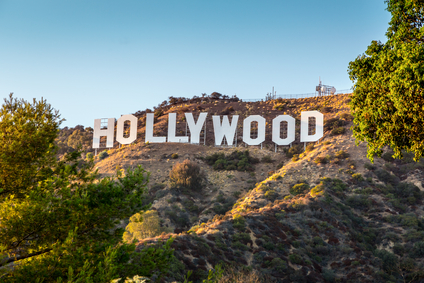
[[0, 0, 391, 127]]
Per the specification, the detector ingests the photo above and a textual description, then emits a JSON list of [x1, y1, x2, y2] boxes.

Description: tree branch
[[0, 248, 52, 267]]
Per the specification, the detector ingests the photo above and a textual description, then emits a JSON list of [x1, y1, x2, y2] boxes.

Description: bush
[[98, 150, 109, 160], [154, 109, 164, 117], [171, 153, 179, 159], [290, 183, 310, 196], [374, 249, 398, 271], [364, 163, 376, 171], [205, 150, 259, 172], [123, 210, 170, 242], [381, 151, 394, 162], [273, 103, 286, 111], [271, 258, 287, 272], [288, 254, 302, 264], [314, 156, 327, 164], [346, 195, 371, 209], [324, 117, 344, 131], [331, 127, 346, 136], [233, 214, 246, 230], [261, 155, 273, 163], [322, 269, 336, 282], [340, 113, 354, 121], [169, 160, 205, 191], [264, 190, 277, 200], [374, 169, 400, 185], [86, 152, 93, 160], [286, 144, 303, 158], [352, 173, 364, 182], [335, 150, 349, 159], [412, 241, 424, 257], [311, 184, 325, 197]]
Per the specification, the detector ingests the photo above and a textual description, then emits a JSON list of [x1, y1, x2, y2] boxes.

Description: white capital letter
[[185, 113, 207, 144], [212, 115, 239, 146], [243, 115, 266, 145], [93, 118, 115, 148], [272, 115, 295, 145], [145, 113, 166, 143], [116, 114, 137, 145], [168, 113, 189, 143], [301, 111, 323, 142]]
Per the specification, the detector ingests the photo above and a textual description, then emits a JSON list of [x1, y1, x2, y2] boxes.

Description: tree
[[169, 159, 205, 191], [0, 94, 173, 282], [123, 210, 171, 243], [348, 0, 424, 162]]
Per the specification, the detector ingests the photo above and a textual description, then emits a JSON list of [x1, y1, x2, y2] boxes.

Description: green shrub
[[381, 152, 394, 162], [412, 241, 424, 257], [232, 241, 248, 251], [86, 152, 93, 160], [310, 184, 324, 196], [233, 214, 246, 230], [182, 199, 199, 213], [340, 113, 354, 121], [271, 258, 287, 272], [393, 243, 405, 255], [288, 254, 302, 264], [314, 156, 327, 164], [322, 269, 335, 282], [290, 183, 310, 196], [292, 154, 299, 162], [374, 169, 400, 185], [346, 195, 371, 209], [123, 210, 171, 242], [331, 127, 346, 136], [261, 155, 273, 163], [264, 190, 277, 200], [169, 160, 205, 191], [364, 163, 376, 170], [335, 150, 349, 159], [154, 109, 164, 117], [171, 153, 179, 159], [273, 103, 286, 111], [324, 117, 344, 131], [205, 150, 259, 172], [285, 144, 303, 158], [352, 173, 364, 182], [98, 150, 109, 160], [263, 241, 275, 250], [374, 249, 398, 271]]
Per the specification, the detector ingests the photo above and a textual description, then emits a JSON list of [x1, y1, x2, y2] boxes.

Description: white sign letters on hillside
[[92, 111, 323, 148]]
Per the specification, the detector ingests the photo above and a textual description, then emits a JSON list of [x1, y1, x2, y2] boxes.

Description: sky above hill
[[1, 0, 391, 127]]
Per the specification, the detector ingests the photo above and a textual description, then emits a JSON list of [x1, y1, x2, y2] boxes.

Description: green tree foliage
[[348, 0, 424, 162], [0, 94, 173, 282], [123, 210, 171, 243], [204, 150, 259, 171], [56, 125, 93, 155]]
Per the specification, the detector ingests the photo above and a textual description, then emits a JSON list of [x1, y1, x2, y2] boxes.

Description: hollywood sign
[[92, 111, 323, 148]]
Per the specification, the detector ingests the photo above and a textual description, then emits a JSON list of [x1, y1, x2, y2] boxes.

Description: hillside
[[60, 93, 424, 282]]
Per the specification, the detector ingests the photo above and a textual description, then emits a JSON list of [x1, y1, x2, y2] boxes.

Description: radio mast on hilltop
[[316, 77, 336, 96]]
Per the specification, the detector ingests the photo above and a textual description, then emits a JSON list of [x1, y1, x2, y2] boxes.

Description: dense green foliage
[[0, 95, 174, 282], [348, 0, 424, 162], [56, 125, 94, 155], [204, 150, 259, 171], [123, 210, 171, 243]]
